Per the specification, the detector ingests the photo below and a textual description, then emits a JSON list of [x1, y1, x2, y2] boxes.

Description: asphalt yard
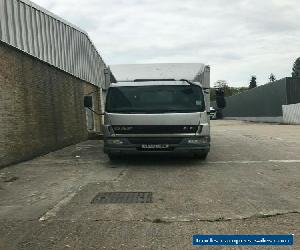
[[0, 120, 299, 250]]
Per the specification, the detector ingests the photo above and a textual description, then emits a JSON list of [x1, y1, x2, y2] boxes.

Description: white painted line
[[269, 160, 300, 163], [39, 188, 81, 222], [207, 160, 300, 164], [207, 161, 263, 164]]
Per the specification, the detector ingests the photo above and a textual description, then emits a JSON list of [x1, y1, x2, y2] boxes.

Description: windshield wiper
[[179, 79, 200, 87], [179, 79, 211, 94], [133, 79, 176, 82]]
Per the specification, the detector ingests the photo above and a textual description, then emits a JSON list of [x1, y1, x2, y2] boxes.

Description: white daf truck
[[84, 64, 225, 160]]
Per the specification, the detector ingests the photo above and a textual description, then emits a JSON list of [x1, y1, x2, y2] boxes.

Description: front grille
[[128, 137, 183, 144], [113, 125, 200, 134]]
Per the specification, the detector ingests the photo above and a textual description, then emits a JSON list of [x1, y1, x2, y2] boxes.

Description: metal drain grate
[[91, 192, 153, 204]]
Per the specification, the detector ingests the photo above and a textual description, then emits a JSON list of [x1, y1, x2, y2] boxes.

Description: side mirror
[[84, 96, 93, 108], [215, 89, 226, 109]]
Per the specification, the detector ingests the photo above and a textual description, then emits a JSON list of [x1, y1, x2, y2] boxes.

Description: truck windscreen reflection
[[105, 85, 205, 113]]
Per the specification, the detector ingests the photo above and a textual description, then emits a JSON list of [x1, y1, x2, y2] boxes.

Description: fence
[[218, 77, 300, 124]]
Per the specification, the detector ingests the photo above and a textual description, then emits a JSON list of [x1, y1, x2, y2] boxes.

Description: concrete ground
[[0, 120, 299, 250]]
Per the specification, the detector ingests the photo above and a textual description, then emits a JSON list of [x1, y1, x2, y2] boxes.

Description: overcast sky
[[34, 0, 300, 86]]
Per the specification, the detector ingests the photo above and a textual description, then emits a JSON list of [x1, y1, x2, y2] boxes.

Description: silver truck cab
[[102, 80, 211, 160]]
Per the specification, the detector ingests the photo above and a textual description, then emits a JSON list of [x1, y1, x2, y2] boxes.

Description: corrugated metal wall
[[222, 78, 289, 118], [283, 103, 300, 124], [0, 0, 109, 88], [216, 77, 300, 122], [286, 77, 300, 104]]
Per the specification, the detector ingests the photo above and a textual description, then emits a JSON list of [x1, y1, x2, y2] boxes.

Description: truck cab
[[102, 80, 211, 160]]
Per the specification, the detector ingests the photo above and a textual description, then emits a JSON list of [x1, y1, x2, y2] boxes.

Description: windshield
[[105, 85, 205, 113]]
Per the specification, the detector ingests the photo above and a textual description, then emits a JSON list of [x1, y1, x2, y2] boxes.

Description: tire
[[194, 152, 208, 160]]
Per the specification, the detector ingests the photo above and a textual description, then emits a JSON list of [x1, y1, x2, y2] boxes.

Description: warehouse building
[[0, 0, 115, 167]]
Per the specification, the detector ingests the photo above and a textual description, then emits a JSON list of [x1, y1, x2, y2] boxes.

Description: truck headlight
[[106, 139, 125, 145], [187, 136, 210, 144]]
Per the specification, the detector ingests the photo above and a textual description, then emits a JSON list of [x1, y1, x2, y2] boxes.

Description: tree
[[269, 73, 276, 82], [214, 80, 228, 89], [249, 75, 257, 89], [292, 57, 300, 77], [211, 80, 229, 100], [214, 80, 232, 96], [210, 80, 248, 101]]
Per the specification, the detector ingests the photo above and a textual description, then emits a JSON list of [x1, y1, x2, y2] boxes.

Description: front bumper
[[103, 137, 210, 155]]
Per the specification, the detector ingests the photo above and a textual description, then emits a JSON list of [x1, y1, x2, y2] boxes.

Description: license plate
[[141, 144, 169, 149]]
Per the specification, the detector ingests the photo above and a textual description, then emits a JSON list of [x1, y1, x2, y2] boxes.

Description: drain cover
[[91, 192, 153, 204]]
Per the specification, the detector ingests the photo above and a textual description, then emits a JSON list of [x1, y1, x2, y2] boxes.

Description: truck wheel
[[194, 152, 208, 160]]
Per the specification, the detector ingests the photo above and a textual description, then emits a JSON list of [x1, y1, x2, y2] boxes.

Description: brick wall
[[0, 42, 88, 167]]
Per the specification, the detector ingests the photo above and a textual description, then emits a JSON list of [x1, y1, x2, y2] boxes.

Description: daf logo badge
[[121, 126, 133, 131]]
